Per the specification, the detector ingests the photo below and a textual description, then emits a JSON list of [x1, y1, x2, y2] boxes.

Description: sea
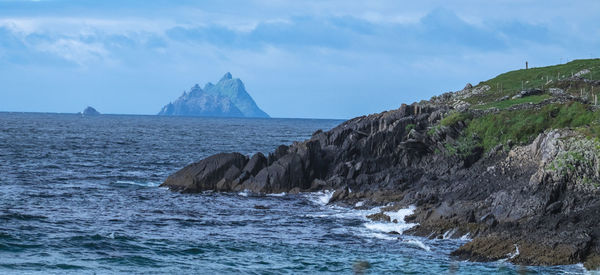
[[0, 113, 588, 274]]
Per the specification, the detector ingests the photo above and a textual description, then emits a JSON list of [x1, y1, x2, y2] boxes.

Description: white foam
[[237, 190, 250, 197], [443, 228, 458, 239], [107, 232, 115, 239], [114, 180, 160, 187], [354, 201, 364, 207], [362, 205, 417, 235], [507, 244, 519, 259], [460, 233, 471, 240], [306, 190, 335, 205], [367, 232, 397, 240], [405, 239, 431, 251], [267, 192, 286, 197]]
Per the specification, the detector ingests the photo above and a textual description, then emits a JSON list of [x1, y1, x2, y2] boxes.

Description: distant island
[[80, 106, 100, 116], [158, 73, 269, 118]]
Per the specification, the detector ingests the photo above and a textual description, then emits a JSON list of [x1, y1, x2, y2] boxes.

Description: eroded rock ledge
[[161, 91, 600, 268]]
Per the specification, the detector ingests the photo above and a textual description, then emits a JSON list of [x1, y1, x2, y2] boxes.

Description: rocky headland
[[158, 73, 269, 118], [160, 59, 600, 269]]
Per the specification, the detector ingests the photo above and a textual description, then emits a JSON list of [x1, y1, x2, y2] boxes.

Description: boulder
[[160, 152, 248, 192], [366, 212, 391, 222]]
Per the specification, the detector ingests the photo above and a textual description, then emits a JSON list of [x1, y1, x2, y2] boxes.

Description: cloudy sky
[[0, 0, 598, 118]]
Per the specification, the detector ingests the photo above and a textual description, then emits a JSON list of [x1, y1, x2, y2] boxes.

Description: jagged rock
[[162, 94, 600, 267], [243, 152, 267, 175], [160, 152, 248, 192], [366, 212, 391, 222]]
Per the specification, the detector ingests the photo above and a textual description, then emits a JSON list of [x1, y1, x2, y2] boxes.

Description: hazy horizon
[[0, 0, 599, 119]]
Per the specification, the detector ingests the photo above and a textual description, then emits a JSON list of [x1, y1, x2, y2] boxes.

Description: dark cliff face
[[160, 96, 600, 268], [158, 73, 269, 118], [160, 60, 600, 268]]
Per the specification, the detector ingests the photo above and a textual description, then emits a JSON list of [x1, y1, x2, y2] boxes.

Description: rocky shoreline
[[161, 80, 600, 268]]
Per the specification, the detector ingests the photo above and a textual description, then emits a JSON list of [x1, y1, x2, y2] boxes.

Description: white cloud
[[35, 38, 111, 66]]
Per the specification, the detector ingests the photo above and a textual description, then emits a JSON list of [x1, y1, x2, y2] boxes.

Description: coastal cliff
[[161, 59, 600, 268]]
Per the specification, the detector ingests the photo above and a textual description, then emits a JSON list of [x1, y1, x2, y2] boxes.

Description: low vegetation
[[472, 94, 551, 110], [465, 102, 600, 152], [464, 59, 600, 104]]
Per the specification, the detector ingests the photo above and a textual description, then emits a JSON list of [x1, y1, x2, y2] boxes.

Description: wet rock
[[161, 95, 600, 267], [160, 152, 248, 192], [366, 212, 391, 222], [243, 152, 267, 175]]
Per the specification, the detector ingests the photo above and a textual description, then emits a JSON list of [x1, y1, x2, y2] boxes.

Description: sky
[[0, 0, 599, 119]]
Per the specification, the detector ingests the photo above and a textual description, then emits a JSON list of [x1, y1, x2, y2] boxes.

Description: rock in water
[[160, 153, 249, 192], [82, 106, 100, 116], [158, 73, 269, 118]]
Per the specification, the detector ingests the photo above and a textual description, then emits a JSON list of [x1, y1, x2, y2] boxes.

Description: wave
[[306, 190, 335, 205], [363, 205, 417, 235], [113, 180, 161, 187], [266, 192, 286, 197], [404, 239, 431, 252]]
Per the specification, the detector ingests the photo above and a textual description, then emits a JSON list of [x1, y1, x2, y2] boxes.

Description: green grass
[[465, 102, 600, 151], [440, 112, 473, 127], [473, 94, 551, 110], [465, 59, 600, 104]]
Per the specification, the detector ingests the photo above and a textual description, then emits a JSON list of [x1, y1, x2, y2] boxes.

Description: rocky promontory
[[160, 59, 600, 268]]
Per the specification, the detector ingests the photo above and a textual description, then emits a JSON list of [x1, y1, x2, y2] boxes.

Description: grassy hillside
[[439, 58, 600, 155], [465, 59, 600, 104]]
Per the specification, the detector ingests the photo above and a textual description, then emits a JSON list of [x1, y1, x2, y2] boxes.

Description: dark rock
[[243, 152, 267, 175], [466, 210, 476, 223], [545, 201, 563, 214], [160, 152, 248, 192], [480, 214, 498, 227], [366, 212, 391, 222], [161, 93, 600, 267]]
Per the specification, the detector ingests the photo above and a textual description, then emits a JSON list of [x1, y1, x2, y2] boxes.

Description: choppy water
[[0, 113, 586, 274]]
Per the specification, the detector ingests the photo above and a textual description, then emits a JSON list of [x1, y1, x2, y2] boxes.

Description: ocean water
[[0, 113, 586, 274]]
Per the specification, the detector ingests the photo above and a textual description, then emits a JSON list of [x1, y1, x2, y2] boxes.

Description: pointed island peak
[[158, 73, 269, 118], [221, 72, 233, 81]]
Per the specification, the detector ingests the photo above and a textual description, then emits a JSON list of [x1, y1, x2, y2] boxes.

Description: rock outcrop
[[158, 73, 269, 118], [160, 68, 600, 268]]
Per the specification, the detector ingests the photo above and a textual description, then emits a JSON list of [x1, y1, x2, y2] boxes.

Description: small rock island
[[81, 106, 100, 116], [158, 72, 269, 118]]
